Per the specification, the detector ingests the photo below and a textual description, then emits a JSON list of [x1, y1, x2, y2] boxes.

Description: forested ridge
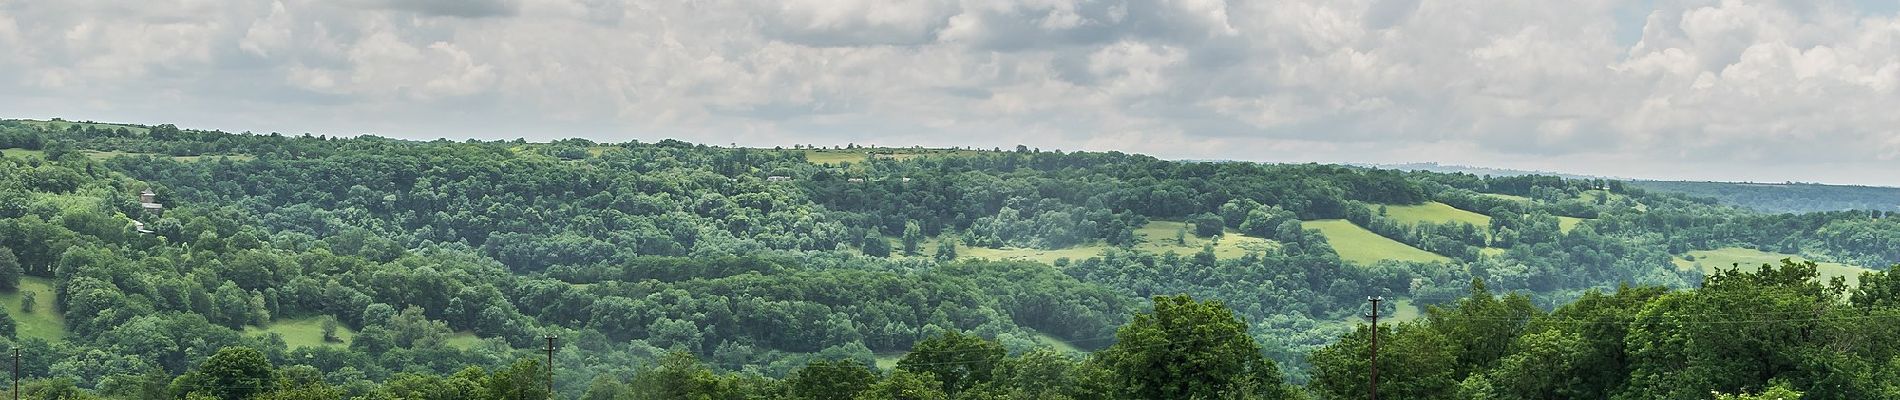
[[3, 118, 1900, 399]]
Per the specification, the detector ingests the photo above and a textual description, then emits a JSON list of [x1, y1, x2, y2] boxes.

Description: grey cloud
[[376, 0, 518, 18], [1365, 0, 1423, 29], [2, 0, 1900, 185]]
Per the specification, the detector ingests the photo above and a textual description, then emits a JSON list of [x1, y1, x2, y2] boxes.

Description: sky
[[3, 0, 1900, 186]]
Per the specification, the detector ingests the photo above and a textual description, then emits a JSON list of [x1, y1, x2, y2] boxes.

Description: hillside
[[4, 118, 1900, 397], [1630, 180, 1900, 213]]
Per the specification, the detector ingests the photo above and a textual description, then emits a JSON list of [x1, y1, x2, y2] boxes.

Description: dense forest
[[2, 118, 1898, 399]]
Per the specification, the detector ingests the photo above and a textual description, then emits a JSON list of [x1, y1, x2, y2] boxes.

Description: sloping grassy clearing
[[1379, 202, 1491, 227], [1033, 333, 1085, 353], [1324, 298, 1424, 330], [1673, 247, 1870, 287], [1301, 220, 1450, 265], [246, 316, 355, 349], [1, 148, 45, 158], [1, 276, 68, 341], [1129, 221, 1276, 258], [445, 332, 486, 349], [1479, 193, 1532, 202], [1558, 216, 1585, 233], [874, 354, 902, 370], [939, 221, 1276, 264]]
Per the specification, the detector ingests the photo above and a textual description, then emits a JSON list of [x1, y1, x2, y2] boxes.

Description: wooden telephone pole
[[1365, 296, 1383, 400], [543, 335, 558, 399]]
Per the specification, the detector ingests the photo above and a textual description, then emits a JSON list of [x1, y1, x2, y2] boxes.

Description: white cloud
[[1, 0, 1899, 184]]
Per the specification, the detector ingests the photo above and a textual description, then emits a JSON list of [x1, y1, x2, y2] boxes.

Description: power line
[[793, 328, 1261, 371], [1441, 311, 1900, 325]]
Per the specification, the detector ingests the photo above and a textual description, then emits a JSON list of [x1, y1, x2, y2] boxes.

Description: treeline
[[1310, 260, 1900, 400], [24, 263, 1887, 400], [8, 119, 1900, 396], [0, 144, 1131, 394], [9, 295, 1286, 400], [1631, 180, 1900, 213]]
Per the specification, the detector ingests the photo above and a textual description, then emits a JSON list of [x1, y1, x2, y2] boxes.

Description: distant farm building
[[139, 188, 163, 212], [767, 176, 792, 182]]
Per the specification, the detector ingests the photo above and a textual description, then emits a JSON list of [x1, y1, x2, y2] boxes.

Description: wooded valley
[[2, 119, 1899, 399]]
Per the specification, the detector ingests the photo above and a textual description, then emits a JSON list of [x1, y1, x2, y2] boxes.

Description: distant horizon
[[13, 115, 1899, 189]]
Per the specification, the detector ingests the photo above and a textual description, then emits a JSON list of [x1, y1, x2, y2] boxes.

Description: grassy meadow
[[2, 277, 69, 341], [1300, 220, 1450, 265], [942, 221, 1275, 265], [1673, 247, 1871, 287], [246, 316, 355, 349], [1380, 202, 1491, 227]]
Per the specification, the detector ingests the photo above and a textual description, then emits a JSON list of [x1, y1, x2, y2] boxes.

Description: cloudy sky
[[3, 0, 1899, 185]]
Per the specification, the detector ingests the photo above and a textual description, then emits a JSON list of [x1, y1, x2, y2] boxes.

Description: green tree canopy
[[1095, 294, 1289, 399], [170, 346, 278, 400]]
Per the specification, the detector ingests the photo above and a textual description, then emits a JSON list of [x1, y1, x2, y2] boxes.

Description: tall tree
[[853, 370, 946, 400], [1309, 322, 1459, 400], [862, 232, 892, 258], [1095, 295, 1290, 399], [896, 331, 1004, 395], [170, 346, 278, 400], [933, 239, 957, 261], [901, 221, 923, 256], [0, 246, 19, 291], [786, 359, 876, 400]]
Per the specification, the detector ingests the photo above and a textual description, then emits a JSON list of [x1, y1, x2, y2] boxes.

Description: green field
[[957, 245, 1111, 265], [1129, 221, 1276, 258], [871, 333, 1083, 370], [445, 332, 486, 349], [1673, 247, 1870, 287], [1, 148, 45, 159], [1033, 333, 1085, 353], [1389, 298, 1422, 322], [246, 316, 356, 349], [874, 354, 902, 370], [1326, 298, 1423, 330], [1479, 193, 1532, 202], [244, 318, 488, 350], [1558, 216, 1585, 233], [1380, 202, 1491, 227], [2, 277, 69, 341], [945, 221, 1275, 264], [83, 150, 254, 162], [1301, 220, 1450, 265]]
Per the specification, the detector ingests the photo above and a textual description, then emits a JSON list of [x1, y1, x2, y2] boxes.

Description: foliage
[[1096, 295, 1290, 399], [5, 119, 1900, 398], [170, 347, 278, 400]]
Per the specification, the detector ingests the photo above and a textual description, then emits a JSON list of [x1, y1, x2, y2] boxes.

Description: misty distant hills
[[1622, 181, 1900, 213], [1376, 162, 1900, 213]]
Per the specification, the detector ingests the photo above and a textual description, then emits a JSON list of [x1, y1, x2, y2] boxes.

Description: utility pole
[[12, 346, 18, 400], [1365, 296, 1382, 400], [543, 334, 558, 400]]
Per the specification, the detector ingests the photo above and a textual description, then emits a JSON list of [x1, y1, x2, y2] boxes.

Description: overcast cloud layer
[[3, 0, 1899, 185]]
